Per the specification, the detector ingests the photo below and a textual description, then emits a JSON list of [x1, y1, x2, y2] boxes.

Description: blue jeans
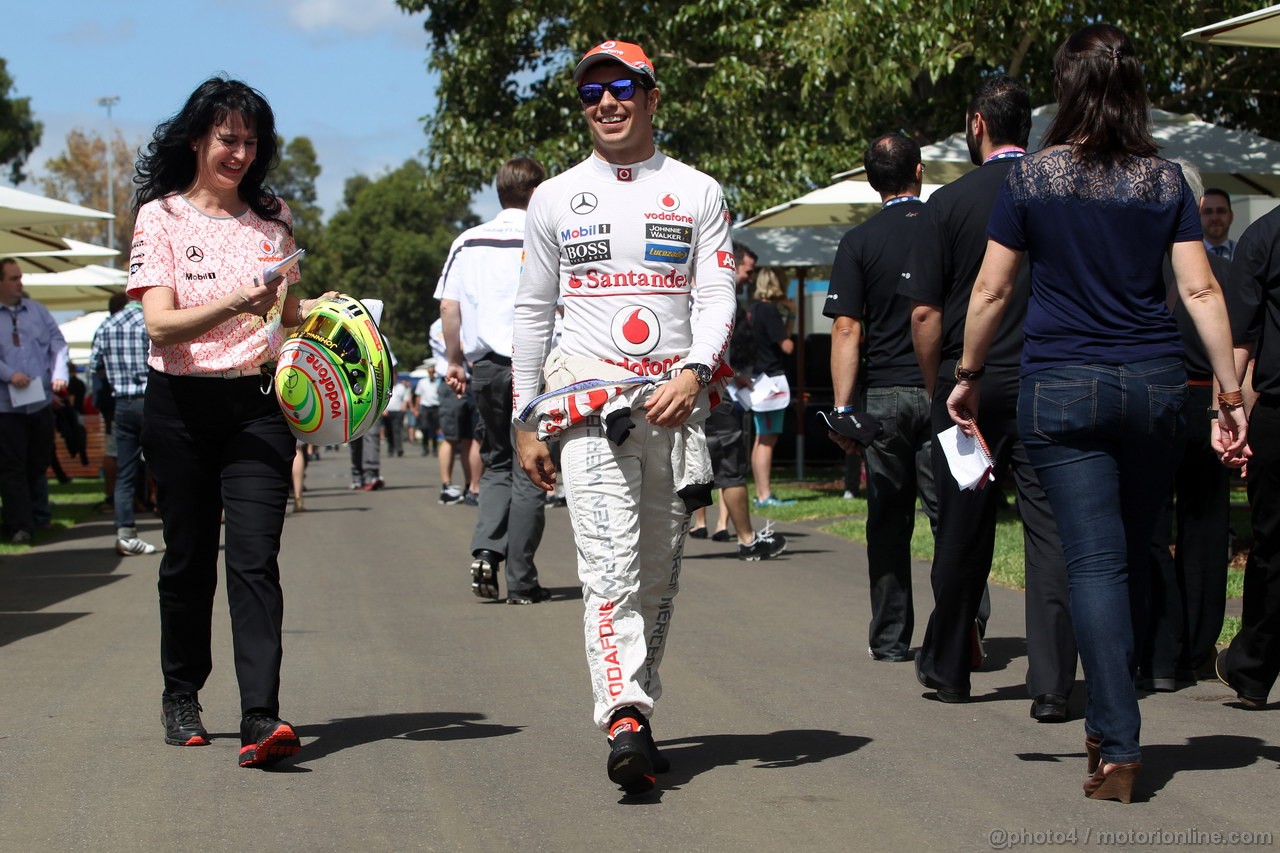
[[1018, 358, 1186, 765], [862, 385, 937, 659], [114, 397, 145, 531]]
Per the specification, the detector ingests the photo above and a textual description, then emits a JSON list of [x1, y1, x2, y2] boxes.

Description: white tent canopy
[[21, 264, 127, 311], [1184, 4, 1280, 47], [834, 105, 1280, 197], [0, 185, 114, 229], [739, 179, 942, 229]]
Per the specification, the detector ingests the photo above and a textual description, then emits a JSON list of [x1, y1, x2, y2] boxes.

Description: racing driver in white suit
[[513, 40, 738, 795]]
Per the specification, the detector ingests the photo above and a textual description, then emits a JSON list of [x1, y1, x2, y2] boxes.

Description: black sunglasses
[[577, 78, 649, 106]]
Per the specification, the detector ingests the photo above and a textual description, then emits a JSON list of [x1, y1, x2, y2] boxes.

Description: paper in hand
[[8, 376, 46, 407], [262, 248, 306, 284], [937, 422, 995, 490]]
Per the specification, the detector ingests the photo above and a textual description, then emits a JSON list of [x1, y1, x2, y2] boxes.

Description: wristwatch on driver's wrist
[[682, 363, 713, 388], [954, 362, 986, 382]]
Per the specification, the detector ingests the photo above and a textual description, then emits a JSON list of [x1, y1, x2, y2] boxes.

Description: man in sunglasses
[[0, 258, 69, 544], [512, 40, 738, 795]]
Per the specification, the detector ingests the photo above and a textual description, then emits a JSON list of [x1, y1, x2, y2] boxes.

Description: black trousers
[[143, 369, 294, 716], [0, 405, 53, 536], [1223, 400, 1280, 699], [1144, 384, 1229, 678], [916, 365, 1077, 697], [470, 356, 546, 593]]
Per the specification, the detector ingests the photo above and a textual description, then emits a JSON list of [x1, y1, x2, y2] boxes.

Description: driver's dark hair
[[134, 76, 286, 230]]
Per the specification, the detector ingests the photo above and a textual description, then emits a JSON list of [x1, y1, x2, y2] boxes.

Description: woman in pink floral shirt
[[129, 77, 322, 769]]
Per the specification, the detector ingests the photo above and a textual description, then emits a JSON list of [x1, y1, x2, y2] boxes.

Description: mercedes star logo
[[185, 246, 204, 262], [570, 192, 598, 214]]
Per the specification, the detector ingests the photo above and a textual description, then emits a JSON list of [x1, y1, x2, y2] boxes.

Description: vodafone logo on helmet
[[601, 40, 617, 49], [657, 192, 680, 212], [611, 305, 661, 356]]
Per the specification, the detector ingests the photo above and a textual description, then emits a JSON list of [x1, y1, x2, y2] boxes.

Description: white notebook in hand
[[937, 422, 995, 490], [8, 376, 45, 408]]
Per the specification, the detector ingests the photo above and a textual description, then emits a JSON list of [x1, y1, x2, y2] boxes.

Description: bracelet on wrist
[[954, 362, 985, 382], [832, 405, 855, 415], [1217, 389, 1244, 411]]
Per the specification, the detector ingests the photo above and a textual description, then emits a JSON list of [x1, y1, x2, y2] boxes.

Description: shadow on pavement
[[0, 611, 90, 647], [980, 635, 1027, 672], [288, 711, 523, 765], [1016, 734, 1280, 802], [632, 729, 871, 801]]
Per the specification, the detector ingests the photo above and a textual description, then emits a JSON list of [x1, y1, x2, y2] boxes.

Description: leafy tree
[[395, 0, 1280, 217], [306, 159, 476, 367], [0, 58, 42, 184], [273, 135, 324, 252], [39, 128, 138, 251]]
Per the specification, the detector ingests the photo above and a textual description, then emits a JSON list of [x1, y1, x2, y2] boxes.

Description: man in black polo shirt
[[1216, 203, 1280, 708], [825, 134, 937, 663], [901, 77, 1077, 716]]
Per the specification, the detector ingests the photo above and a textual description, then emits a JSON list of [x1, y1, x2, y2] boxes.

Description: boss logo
[[564, 240, 611, 263]]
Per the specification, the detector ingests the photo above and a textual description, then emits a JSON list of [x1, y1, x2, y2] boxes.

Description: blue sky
[[3, 0, 500, 223]]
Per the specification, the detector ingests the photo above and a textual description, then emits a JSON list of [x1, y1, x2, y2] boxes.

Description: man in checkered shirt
[[90, 296, 160, 556]]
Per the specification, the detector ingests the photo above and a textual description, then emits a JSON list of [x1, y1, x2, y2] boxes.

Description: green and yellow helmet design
[[274, 294, 393, 444]]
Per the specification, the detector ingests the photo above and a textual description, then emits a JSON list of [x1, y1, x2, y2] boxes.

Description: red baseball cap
[[573, 40, 657, 86]]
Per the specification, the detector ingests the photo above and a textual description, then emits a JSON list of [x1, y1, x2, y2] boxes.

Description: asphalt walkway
[[1, 451, 1276, 851]]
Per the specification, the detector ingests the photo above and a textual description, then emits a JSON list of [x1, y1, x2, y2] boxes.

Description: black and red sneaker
[[238, 713, 301, 768], [161, 693, 209, 746], [606, 707, 656, 794]]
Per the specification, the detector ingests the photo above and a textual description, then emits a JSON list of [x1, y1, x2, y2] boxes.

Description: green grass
[[0, 478, 107, 555], [750, 476, 1246, 645]]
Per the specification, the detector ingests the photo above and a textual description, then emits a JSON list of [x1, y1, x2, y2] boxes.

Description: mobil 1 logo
[[564, 239, 612, 263]]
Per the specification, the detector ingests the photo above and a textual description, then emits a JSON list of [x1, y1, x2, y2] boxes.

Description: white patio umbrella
[[12, 238, 120, 274], [0, 185, 114, 229], [834, 106, 1280, 197], [732, 224, 848, 267], [0, 226, 71, 255], [1184, 4, 1280, 47], [739, 179, 942, 229], [21, 264, 127, 311], [58, 310, 111, 364], [832, 134, 975, 185]]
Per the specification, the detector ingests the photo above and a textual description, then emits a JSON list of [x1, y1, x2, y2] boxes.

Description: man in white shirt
[[414, 364, 440, 456], [1201, 188, 1236, 260], [512, 40, 737, 795], [384, 378, 410, 457], [438, 158, 549, 603]]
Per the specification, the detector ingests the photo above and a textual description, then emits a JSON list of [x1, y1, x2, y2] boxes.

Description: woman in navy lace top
[[946, 24, 1247, 804]]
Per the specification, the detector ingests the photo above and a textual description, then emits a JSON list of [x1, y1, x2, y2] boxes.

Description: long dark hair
[[133, 76, 286, 228], [1041, 24, 1157, 164]]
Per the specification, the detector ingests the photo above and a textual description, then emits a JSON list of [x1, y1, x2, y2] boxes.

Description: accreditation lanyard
[[882, 195, 922, 209], [984, 147, 1026, 164]]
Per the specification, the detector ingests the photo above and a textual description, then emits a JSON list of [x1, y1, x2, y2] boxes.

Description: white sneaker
[[842, 490, 856, 500], [116, 536, 159, 556]]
